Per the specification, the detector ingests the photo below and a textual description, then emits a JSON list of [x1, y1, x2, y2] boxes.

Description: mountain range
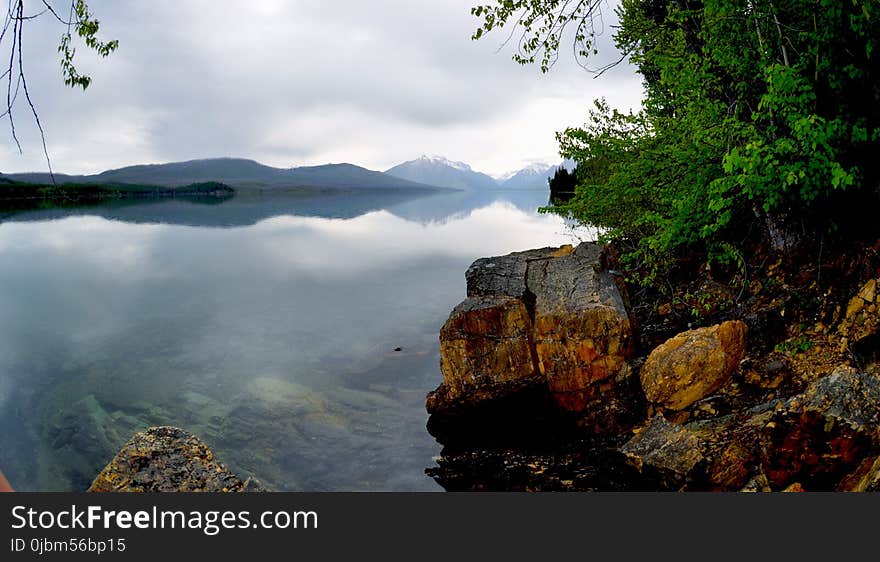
[[385, 155, 564, 191], [1, 158, 442, 192], [1, 156, 567, 193]]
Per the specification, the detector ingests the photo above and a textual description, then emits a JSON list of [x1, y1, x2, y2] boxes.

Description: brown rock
[[431, 242, 634, 415], [430, 295, 539, 413], [640, 321, 748, 412], [837, 456, 880, 492], [621, 415, 705, 487], [764, 367, 880, 488], [838, 278, 879, 356], [89, 426, 265, 492], [529, 245, 633, 410]]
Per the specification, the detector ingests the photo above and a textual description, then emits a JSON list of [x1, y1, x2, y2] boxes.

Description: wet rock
[[430, 296, 539, 413], [620, 416, 704, 488], [89, 426, 266, 492], [764, 367, 880, 488], [640, 321, 748, 412], [427, 437, 644, 492], [430, 242, 634, 417], [528, 243, 635, 411]]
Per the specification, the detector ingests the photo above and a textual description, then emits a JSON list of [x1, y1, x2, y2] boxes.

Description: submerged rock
[[640, 321, 747, 412], [89, 426, 265, 492], [45, 395, 148, 491], [429, 242, 634, 419]]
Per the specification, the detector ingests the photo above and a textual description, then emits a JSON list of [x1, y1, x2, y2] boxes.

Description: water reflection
[[0, 190, 586, 491]]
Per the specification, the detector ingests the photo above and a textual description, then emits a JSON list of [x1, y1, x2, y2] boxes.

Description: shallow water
[[0, 189, 586, 491]]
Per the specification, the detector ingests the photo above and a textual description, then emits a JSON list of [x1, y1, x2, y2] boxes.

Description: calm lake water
[[0, 189, 585, 491]]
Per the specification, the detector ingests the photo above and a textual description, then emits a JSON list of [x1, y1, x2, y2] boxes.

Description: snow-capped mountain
[[496, 162, 557, 190], [386, 155, 573, 191], [385, 155, 499, 190]]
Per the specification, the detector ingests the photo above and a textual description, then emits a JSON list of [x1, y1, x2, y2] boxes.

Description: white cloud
[[0, 0, 642, 176]]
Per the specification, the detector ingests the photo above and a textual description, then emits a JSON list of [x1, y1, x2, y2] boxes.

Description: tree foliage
[[474, 0, 880, 284], [2, 1, 117, 171]]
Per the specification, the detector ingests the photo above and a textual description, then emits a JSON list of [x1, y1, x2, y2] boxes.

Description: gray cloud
[[0, 0, 642, 176]]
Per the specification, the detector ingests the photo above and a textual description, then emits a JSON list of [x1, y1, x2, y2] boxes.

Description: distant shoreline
[[0, 179, 236, 205]]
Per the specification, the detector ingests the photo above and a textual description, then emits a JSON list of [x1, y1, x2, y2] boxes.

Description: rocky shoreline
[[88, 427, 265, 493], [425, 242, 880, 491]]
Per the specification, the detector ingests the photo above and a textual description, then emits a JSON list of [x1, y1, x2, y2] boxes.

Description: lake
[[0, 189, 586, 491]]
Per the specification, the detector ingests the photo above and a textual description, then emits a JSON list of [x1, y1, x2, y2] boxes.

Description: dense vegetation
[[475, 0, 880, 287], [0, 178, 234, 204]]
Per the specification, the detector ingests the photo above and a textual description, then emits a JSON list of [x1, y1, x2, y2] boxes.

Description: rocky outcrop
[[89, 426, 265, 492], [426, 241, 880, 492], [838, 278, 879, 360], [838, 455, 880, 492], [764, 366, 880, 487], [639, 321, 748, 412], [620, 415, 705, 488], [528, 244, 635, 411], [432, 295, 539, 413], [428, 243, 634, 418]]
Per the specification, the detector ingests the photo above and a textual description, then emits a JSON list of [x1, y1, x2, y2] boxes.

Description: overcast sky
[[0, 0, 643, 177]]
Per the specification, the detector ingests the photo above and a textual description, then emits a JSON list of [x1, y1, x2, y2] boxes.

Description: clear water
[[0, 189, 585, 491]]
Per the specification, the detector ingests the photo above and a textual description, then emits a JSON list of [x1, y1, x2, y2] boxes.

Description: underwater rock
[[45, 394, 146, 491], [89, 426, 266, 492]]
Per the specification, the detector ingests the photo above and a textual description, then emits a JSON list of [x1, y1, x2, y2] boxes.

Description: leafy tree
[[2, 1, 117, 172], [473, 0, 880, 285]]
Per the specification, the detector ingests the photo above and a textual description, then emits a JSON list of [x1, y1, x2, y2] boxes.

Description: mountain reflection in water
[[0, 189, 588, 491]]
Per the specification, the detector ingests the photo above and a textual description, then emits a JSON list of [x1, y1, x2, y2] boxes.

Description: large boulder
[[640, 321, 748, 412], [428, 243, 635, 416], [431, 295, 539, 412], [527, 243, 634, 411], [89, 426, 265, 492]]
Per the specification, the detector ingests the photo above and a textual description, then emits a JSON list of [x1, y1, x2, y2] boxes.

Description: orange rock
[[640, 321, 748, 412], [436, 295, 537, 408], [431, 242, 635, 416]]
